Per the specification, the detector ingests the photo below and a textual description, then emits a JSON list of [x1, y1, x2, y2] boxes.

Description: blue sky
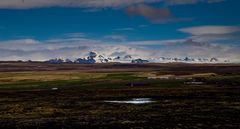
[[0, 0, 239, 62]]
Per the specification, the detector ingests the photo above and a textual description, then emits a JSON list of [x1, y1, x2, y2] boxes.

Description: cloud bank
[[165, 0, 225, 5], [0, 37, 239, 63], [0, 0, 160, 9], [178, 25, 240, 42], [179, 25, 240, 35], [125, 4, 173, 22], [0, 0, 226, 9]]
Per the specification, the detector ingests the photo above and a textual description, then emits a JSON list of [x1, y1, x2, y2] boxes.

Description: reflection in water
[[104, 98, 155, 104]]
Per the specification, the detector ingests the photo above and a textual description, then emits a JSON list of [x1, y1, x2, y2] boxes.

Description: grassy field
[[0, 62, 239, 129]]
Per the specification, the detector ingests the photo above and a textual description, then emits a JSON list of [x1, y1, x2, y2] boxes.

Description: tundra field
[[0, 62, 240, 129]]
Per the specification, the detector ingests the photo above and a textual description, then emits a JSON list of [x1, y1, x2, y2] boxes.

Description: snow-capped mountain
[[46, 51, 229, 63]]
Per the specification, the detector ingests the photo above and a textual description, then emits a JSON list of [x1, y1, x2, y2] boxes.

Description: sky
[[0, 0, 239, 62]]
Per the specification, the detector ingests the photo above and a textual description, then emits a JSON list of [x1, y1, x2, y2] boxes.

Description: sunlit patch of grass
[[0, 71, 108, 84]]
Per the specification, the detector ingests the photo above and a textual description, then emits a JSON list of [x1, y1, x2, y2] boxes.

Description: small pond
[[104, 98, 155, 104]]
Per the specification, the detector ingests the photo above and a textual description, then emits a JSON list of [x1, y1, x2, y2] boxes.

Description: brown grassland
[[0, 62, 239, 129]]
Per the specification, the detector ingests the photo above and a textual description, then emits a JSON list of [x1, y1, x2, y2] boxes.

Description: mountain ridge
[[45, 51, 230, 64]]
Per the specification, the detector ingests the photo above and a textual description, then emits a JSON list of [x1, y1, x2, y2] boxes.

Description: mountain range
[[45, 51, 230, 63]]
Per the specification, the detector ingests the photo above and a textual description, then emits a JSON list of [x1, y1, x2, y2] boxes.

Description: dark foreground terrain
[[0, 62, 239, 129]]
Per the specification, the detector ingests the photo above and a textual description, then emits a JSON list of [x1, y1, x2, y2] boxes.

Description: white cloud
[[179, 25, 240, 35], [104, 34, 126, 41], [0, 0, 161, 9], [114, 28, 135, 31], [0, 0, 225, 9], [125, 4, 173, 22], [64, 33, 86, 38], [0, 38, 151, 61], [0, 37, 239, 62], [165, 0, 199, 5], [121, 39, 185, 45], [165, 0, 225, 5], [138, 25, 148, 28], [125, 4, 192, 23], [178, 25, 240, 42], [152, 39, 240, 62], [190, 33, 240, 42]]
